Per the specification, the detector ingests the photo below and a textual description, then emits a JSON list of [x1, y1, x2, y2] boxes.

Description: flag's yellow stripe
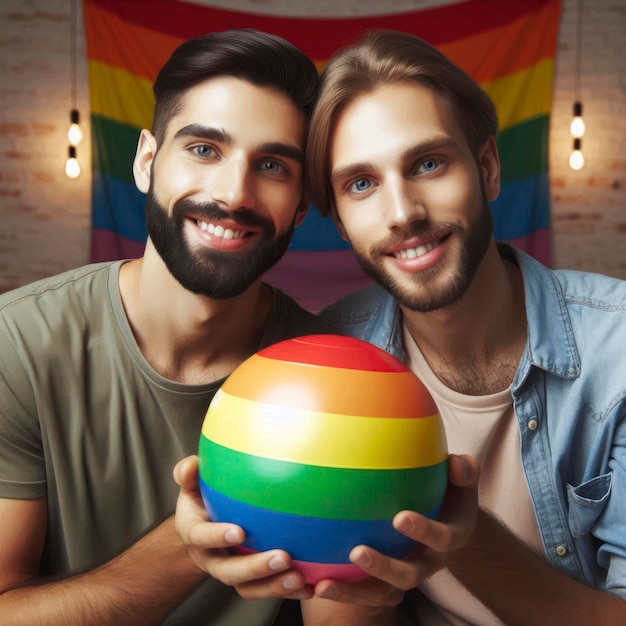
[[89, 60, 154, 130], [485, 58, 555, 131]]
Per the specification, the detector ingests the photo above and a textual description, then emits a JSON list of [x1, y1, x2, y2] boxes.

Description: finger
[[448, 454, 480, 488], [181, 518, 245, 551], [209, 549, 306, 591], [394, 510, 453, 549], [173, 455, 199, 489], [351, 544, 439, 592], [235, 565, 314, 601], [314, 565, 404, 606]]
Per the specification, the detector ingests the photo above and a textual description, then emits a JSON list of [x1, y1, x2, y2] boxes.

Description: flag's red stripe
[[84, 0, 561, 59], [84, 0, 560, 84]]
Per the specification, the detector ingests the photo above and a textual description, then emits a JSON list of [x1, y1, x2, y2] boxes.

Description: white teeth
[[396, 241, 436, 259], [197, 220, 245, 239]]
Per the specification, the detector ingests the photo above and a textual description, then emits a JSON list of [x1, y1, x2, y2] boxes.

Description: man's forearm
[[0, 516, 206, 626], [447, 509, 625, 625]]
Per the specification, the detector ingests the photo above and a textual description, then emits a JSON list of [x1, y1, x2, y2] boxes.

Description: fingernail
[[319, 586, 338, 600], [397, 515, 415, 535], [351, 549, 372, 568], [225, 529, 240, 544], [269, 554, 288, 571], [282, 575, 300, 591]]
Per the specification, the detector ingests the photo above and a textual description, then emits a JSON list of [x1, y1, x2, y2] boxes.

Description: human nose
[[385, 178, 426, 229], [210, 156, 256, 210]]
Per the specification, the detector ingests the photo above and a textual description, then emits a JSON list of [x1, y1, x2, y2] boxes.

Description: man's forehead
[[163, 76, 306, 149], [331, 83, 462, 160]]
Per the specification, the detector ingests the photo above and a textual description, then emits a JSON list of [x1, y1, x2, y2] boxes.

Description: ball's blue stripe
[[200, 480, 441, 563]]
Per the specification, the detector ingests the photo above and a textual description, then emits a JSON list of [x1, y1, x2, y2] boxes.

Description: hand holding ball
[[198, 334, 447, 584]]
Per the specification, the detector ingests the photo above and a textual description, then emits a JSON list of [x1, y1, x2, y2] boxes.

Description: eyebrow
[[174, 124, 232, 144], [331, 137, 460, 184], [173, 124, 303, 164]]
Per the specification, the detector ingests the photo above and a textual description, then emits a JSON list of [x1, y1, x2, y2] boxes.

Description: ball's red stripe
[[257, 334, 408, 372]]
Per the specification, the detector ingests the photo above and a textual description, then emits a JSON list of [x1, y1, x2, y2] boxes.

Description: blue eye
[[350, 179, 372, 194], [192, 145, 214, 157], [419, 159, 439, 173]]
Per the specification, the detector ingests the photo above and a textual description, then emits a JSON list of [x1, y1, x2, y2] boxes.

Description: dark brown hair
[[152, 28, 319, 143]]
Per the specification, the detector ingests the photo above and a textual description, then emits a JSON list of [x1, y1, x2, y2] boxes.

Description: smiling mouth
[[196, 219, 248, 240], [393, 238, 443, 259]]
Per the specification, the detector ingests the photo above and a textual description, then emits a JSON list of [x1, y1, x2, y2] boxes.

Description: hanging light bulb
[[68, 108, 83, 146], [569, 138, 584, 171], [568, 0, 586, 170], [65, 146, 81, 179], [570, 101, 585, 139]]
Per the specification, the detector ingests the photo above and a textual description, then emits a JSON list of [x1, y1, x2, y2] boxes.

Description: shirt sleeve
[[0, 318, 46, 499]]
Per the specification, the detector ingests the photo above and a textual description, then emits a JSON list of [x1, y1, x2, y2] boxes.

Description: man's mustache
[[173, 198, 276, 235]]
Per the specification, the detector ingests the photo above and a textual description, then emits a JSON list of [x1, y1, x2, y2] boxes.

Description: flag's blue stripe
[[91, 170, 548, 251], [200, 481, 440, 563], [91, 171, 147, 243], [290, 207, 349, 250], [491, 172, 549, 241]]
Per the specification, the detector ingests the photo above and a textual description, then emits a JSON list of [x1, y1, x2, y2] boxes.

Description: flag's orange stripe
[[440, 0, 561, 82], [84, 0, 183, 80]]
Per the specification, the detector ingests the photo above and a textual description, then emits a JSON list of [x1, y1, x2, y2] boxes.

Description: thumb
[[448, 454, 480, 488], [173, 454, 199, 489]]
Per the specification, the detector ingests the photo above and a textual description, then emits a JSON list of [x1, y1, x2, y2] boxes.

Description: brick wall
[[0, 0, 623, 294]]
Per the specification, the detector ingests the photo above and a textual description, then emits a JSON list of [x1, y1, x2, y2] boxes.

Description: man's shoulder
[[0, 262, 117, 313], [320, 284, 391, 327]]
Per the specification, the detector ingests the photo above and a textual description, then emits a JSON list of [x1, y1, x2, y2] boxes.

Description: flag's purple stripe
[[91, 228, 145, 262], [263, 250, 373, 313]]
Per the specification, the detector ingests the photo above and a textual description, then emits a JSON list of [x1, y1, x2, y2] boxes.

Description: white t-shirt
[[403, 324, 543, 626]]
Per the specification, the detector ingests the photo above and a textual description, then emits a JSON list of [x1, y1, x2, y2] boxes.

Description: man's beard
[[351, 201, 493, 313], [144, 192, 295, 299]]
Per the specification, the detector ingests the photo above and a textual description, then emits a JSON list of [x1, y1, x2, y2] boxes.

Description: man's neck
[[118, 248, 272, 385], [402, 245, 527, 396]]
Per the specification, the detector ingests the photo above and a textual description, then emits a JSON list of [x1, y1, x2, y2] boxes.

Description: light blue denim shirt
[[320, 243, 626, 599]]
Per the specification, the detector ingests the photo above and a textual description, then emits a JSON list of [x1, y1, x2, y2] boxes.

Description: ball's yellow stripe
[[222, 354, 438, 418], [202, 390, 447, 469]]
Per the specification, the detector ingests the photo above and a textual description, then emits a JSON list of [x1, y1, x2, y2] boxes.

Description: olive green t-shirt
[[0, 261, 337, 625]]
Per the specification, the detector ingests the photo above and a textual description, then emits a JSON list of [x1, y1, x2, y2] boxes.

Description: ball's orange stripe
[[202, 390, 447, 469], [222, 355, 438, 418]]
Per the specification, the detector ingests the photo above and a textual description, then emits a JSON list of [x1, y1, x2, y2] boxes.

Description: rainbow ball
[[198, 334, 448, 584]]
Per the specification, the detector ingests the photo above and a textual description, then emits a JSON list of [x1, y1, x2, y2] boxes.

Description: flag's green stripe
[[91, 114, 142, 182], [497, 115, 549, 184]]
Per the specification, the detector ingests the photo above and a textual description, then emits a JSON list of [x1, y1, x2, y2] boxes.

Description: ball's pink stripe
[[236, 546, 369, 584]]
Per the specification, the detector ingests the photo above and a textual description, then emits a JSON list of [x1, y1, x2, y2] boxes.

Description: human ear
[[479, 136, 501, 202], [294, 195, 311, 228], [330, 207, 349, 243], [133, 129, 158, 194]]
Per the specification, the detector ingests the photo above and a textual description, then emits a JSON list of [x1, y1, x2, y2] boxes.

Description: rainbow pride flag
[[84, 0, 562, 311]]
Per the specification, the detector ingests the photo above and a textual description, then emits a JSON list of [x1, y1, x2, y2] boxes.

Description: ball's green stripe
[[199, 436, 448, 521]]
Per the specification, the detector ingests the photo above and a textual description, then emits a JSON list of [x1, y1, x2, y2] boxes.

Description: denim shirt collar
[[368, 243, 582, 387], [505, 243, 581, 390]]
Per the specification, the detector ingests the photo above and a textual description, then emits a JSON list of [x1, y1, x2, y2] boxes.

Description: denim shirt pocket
[[566, 472, 612, 538]]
